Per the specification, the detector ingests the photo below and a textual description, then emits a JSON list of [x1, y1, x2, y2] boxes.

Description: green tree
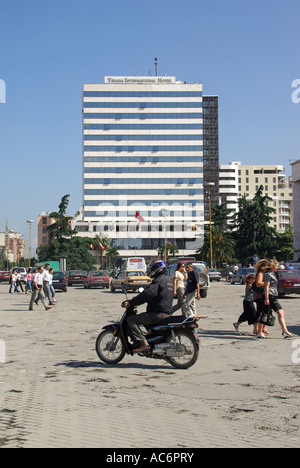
[[212, 203, 234, 230], [198, 225, 236, 267], [168, 243, 179, 257], [48, 195, 77, 241], [276, 227, 294, 262], [91, 234, 110, 269], [38, 237, 95, 271], [106, 246, 120, 269], [232, 186, 277, 263]]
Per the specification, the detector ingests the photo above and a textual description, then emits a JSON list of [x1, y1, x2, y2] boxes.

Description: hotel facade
[[73, 76, 206, 259]]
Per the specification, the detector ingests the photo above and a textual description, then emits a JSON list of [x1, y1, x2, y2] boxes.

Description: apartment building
[[0, 230, 25, 264], [291, 160, 300, 259], [38, 213, 55, 247], [219, 161, 293, 232], [74, 75, 206, 258]]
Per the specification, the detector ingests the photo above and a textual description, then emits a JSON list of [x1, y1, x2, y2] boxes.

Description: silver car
[[208, 268, 222, 282], [231, 267, 255, 285]]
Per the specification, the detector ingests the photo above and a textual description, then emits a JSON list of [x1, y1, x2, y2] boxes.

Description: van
[[121, 257, 147, 273], [167, 261, 210, 298]]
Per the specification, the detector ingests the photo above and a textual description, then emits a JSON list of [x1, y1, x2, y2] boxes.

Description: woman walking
[[262, 260, 293, 339], [172, 262, 188, 315], [26, 268, 33, 294], [253, 259, 269, 338]]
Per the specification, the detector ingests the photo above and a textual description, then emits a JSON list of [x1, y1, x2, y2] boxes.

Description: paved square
[[0, 280, 299, 448]]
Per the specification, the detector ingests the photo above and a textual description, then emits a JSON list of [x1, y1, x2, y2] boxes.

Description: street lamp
[[204, 183, 215, 269], [161, 208, 170, 263], [27, 220, 34, 267]]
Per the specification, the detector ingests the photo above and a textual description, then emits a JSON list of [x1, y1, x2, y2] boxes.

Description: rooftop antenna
[[154, 57, 158, 76]]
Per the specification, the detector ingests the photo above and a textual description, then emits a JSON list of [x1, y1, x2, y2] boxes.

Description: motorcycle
[[95, 297, 207, 369]]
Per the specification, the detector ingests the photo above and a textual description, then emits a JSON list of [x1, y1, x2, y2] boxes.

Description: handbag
[[260, 305, 276, 327]]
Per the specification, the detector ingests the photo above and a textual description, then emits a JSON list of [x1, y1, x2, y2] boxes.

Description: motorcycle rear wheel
[[96, 330, 125, 365], [166, 331, 199, 369]]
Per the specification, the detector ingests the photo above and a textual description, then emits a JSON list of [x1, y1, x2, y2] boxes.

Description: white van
[[122, 257, 147, 273]]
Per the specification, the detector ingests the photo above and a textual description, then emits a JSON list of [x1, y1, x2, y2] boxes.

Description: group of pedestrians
[[9, 270, 25, 294], [172, 262, 201, 318], [8, 265, 56, 310], [233, 259, 294, 339], [28, 265, 56, 311]]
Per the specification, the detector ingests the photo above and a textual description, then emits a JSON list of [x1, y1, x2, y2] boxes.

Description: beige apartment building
[[219, 161, 293, 233], [37, 213, 55, 247]]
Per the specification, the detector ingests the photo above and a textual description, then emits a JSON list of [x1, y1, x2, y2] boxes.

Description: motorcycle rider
[[123, 259, 173, 353]]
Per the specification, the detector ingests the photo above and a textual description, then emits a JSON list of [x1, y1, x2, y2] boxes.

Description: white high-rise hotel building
[[74, 76, 205, 259]]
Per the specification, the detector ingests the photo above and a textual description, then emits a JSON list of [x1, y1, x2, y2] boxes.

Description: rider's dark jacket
[[129, 273, 173, 316]]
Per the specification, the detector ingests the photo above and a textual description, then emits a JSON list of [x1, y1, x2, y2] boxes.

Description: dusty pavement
[[0, 279, 299, 448]]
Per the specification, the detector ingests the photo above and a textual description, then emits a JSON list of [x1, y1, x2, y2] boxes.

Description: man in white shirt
[[43, 263, 54, 306], [29, 267, 52, 311]]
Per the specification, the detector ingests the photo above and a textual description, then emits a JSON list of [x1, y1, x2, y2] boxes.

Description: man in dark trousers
[[124, 260, 173, 353], [183, 263, 200, 317]]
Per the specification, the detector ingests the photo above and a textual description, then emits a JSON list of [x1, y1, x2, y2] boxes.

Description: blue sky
[[0, 0, 299, 249]]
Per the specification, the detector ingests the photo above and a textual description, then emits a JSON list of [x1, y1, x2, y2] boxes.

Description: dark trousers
[[127, 312, 168, 342], [238, 300, 257, 325]]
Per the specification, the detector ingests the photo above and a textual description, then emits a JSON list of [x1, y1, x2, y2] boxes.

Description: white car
[[208, 268, 222, 282]]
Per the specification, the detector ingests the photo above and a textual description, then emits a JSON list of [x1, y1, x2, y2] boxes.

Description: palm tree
[[198, 226, 236, 267], [106, 246, 120, 269], [168, 243, 179, 258], [91, 234, 110, 269]]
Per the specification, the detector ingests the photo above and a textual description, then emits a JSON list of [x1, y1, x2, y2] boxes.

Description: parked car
[[84, 271, 110, 289], [0, 271, 11, 283], [67, 270, 87, 286], [167, 261, 210, 298], [276, 269, 300, 297], [208, 268, 222, 282], [111, 270, 152, 293], [231, 267, 255, 285], [52, 272, 68, 292]]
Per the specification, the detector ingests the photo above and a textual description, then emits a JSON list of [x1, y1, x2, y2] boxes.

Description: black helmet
[[148, 259, 167, 278]]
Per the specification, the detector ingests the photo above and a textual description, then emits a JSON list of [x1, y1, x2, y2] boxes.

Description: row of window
[[84, 102, 202, 108], [84, 156, 203, 163], [84, 134, 202, 141], [84, 199, 199, 206], [84, 145, 203, 152], [84, 113, 203, 120], [84, 178, 203, 185], [84, 167, 203, 174], [84, 211, 199, 218], [84, 124, 203, 130], [83, 91, 202, 98], [84, 189, 203, 196]]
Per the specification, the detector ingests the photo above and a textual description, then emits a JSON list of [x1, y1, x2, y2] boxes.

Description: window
[[42, 217, 47, 225]]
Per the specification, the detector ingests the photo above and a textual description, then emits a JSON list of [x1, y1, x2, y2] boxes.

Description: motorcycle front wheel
[[95, 329, 125, 365], [166, 331, 199, 369]]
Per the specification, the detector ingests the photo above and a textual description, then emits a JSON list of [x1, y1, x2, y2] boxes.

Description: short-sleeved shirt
[[244, 284, 254, 302], [174, 271, 185, 289], [187, 270, 199, 294], [263, 271, 278, 297]]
